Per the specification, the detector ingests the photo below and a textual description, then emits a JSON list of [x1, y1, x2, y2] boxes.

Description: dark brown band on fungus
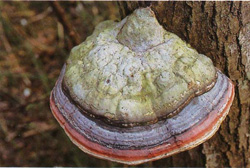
[[62, 65, 218, 127], [50, 65, 234, 165]]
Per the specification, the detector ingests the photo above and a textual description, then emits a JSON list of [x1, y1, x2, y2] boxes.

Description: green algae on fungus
[[63, 7, 217, 126]]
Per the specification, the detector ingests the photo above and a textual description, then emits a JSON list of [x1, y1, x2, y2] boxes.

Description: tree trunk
[[118, 2, 250, 167]]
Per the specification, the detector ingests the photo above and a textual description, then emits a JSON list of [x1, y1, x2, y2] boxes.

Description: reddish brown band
[[50, 65, 234, 165]]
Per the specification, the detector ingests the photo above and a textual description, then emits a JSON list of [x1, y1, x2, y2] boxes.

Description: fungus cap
[[50, 7, 234, 165]]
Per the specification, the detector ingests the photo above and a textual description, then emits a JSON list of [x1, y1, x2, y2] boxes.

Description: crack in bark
[[236, 2, 246, 79], [184, 2, 192, 42], [235, 80, 245, 163], [222, 44, 229, 77], [171, 2, 176, 25], [212, 2, 219, 51]]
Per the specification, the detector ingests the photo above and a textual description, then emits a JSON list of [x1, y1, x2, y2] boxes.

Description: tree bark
[[118, 2, 250, 167]]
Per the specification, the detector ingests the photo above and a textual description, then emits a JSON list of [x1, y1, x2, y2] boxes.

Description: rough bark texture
[[118, 1, 250, 167]]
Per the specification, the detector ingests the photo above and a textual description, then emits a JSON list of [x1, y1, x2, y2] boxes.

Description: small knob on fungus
[[50, 7, 234, 165], [117, 7, 165, 52]]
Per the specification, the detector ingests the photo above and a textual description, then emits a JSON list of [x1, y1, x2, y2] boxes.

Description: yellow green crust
[[64, 8, 216, 124]]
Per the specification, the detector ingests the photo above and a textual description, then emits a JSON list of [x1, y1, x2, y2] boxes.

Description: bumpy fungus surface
[[63, 8, 217, 126]]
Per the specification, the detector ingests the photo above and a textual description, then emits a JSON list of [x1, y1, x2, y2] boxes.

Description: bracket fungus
[[50, 8, 234, 165]]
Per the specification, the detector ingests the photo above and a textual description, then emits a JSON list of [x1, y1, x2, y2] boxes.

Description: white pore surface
[[64, 8, 216, 124]]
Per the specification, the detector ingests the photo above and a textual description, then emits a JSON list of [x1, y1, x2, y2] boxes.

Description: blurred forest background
[[0, 1, 124, 166]]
